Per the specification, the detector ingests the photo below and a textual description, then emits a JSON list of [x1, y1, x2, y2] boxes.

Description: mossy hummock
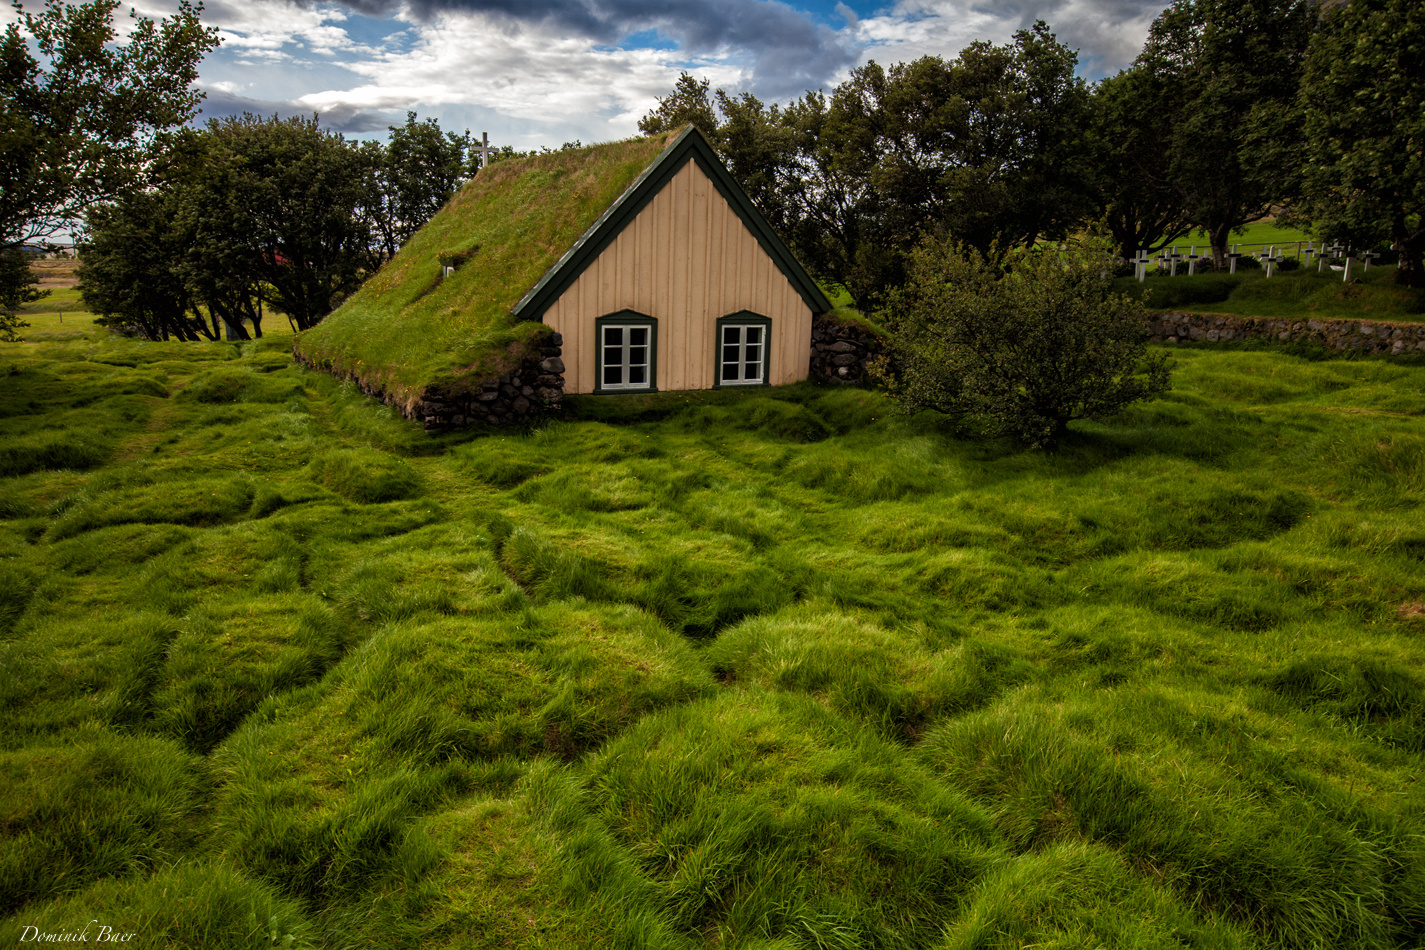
[[293, 131, 681, 417]]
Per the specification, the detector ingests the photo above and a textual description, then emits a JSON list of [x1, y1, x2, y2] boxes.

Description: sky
[[11, 0, 1171, 150]]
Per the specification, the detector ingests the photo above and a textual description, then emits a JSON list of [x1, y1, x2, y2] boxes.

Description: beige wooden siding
[[542, 159, 814, 394]]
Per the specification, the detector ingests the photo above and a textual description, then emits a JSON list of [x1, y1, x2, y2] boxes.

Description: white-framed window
[[716, 312, 771, 387], [595, 311, 656, 392]]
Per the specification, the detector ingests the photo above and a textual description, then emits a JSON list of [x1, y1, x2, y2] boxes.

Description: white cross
[[1133, 251, 1152, 282], [474, 132, 493, 169]]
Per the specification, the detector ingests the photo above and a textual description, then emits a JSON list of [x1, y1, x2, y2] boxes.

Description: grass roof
[[295, 130, 680, 409]]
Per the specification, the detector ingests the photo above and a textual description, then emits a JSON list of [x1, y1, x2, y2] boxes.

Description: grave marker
[[1133, 251, 1152, 282], [474, 132, 494, 169]]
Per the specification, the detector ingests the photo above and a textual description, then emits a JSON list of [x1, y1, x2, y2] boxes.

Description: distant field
[[1161, 220, 1315, 256], [1119, 263, 1425, 323], [1, 327, 1423, 949], [14, 262, 298, 344]]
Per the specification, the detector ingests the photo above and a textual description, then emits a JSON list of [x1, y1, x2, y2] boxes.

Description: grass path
[[1, 328, 1423, 949]]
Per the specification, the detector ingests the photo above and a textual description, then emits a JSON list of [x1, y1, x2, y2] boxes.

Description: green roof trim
[[512, 125, 833, 322]]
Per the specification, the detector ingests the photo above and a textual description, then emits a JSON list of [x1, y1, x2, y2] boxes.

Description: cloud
[[284, 0, 862, 97], [854, 0, 1164, 77], [197, 87, 395, 133], [969, 0, 1166, 71]]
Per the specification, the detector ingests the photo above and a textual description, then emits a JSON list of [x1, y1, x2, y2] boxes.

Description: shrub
[[874, 239, 1172, 447]]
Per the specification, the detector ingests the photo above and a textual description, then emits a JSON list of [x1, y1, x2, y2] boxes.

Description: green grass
[[294, 132, 677, 410], [1162, 219, 1314, 255], [1118, 263, 1425, 322], [2, 326, 1424, 948]]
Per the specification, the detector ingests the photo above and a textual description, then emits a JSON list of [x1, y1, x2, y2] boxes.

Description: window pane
[[604, 327, 623, 348], [723, 326, 739, 346], [628, 365, 645, 385], [628, 346, 646, 366], [746, 327, 762, 346], [630, 327, 647, 347], [745, 361, 760, 380], [723, 344, 740, 364], [604, 365, 622, 385]]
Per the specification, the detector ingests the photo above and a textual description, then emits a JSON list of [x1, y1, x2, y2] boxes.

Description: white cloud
[[302, 9, 751, 143], [850, 0, 1163, 76]]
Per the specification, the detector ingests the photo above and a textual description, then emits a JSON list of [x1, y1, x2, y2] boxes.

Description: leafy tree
[[365, 112, 472, 261], [1138, 0, 1316, 268], [0, 247, 42, 340], [637, 73, 720, 136], [1297, 0, 1424, 287], [873, 237, 1171, 448], [1086, 68, 1194, 260], [938, 24, 1094, 255], [0, 0, 219, 248], [182, 115, 377, 333], [78, 149, 218, 342], [82, 116, 380, 340]]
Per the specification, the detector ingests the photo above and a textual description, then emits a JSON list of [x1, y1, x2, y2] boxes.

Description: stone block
[[541, 356, 565, 373]]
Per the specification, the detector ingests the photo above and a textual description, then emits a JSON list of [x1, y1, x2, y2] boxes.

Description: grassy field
[[1117, 264, 1425, 323], [1, 323, 1424, 949], [1161, 221, 1314, 256]]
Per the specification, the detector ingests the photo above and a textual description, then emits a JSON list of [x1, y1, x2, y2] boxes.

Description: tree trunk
[[1209, 221, 1233, 271], [1393, 215, 1424, 288]]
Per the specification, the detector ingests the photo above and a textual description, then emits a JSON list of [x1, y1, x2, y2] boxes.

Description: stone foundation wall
[[810, 315, 884, 384], [294, 332, 565, 431], [1151, 311, 1425, 356]]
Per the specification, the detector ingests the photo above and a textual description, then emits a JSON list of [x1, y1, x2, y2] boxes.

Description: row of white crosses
[[1136, 241, 1385, 282]]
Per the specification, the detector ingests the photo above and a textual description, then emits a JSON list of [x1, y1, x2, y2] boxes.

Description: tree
[[0, 247, 41, 340], [1086, 68, 1194, 261], [1297, 0, 1425, 287], [0, 0, 220, 248], [1138, 0, 1316, 268], [82, 116, 380, 340], [181, 115, 377, 333], [637, 73, 720, 136], [365, 112, 472, 261], [78, 149, 219, 342], [873, 237, 1171, 448]]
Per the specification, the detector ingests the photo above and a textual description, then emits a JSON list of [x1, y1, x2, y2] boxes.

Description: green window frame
[[594, 311, 658, 394], [714, 311, 772, 388]]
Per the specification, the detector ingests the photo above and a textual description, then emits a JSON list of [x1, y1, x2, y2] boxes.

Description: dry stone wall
[[1151, 312, 1425, 355], [810, 314, 884, 384]]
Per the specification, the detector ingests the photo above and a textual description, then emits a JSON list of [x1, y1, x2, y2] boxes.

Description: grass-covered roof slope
[[294, 130, 679, 409]]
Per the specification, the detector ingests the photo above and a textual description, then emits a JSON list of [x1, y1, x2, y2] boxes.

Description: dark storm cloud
[[197, 88, 394, 133], [270, 0, 860, 97]]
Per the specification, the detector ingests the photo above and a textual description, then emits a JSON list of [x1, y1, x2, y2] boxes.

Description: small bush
[[875, 239, 1171, 447]]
